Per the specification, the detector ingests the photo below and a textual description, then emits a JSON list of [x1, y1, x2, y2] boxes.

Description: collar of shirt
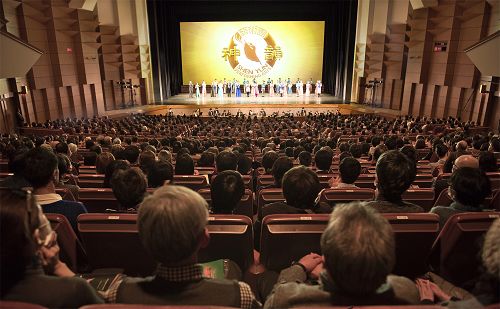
[[35, 193, 62, 205], [450, 201, 482, 212], [155, 264, 204, 282]]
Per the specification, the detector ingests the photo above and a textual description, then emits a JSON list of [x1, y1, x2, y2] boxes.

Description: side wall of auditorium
[[353, 0, 499, 130], [0, 0, 152, 133]]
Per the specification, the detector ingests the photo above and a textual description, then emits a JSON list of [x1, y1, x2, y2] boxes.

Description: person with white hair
[[103, 185, 260, 308]]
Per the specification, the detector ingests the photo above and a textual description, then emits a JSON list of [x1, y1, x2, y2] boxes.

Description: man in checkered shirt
[[102, 185, 260, 308]]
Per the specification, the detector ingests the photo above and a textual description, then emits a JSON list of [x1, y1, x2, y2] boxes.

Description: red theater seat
[[173, 175, 209, 191], [197, 188, 253, 219], [260, 214, 330, 271], [0, 301, 47, 309], [77, 174, 105, 188], [78, 188, 120, 212], [429, 212, 500, 287], [319, 188, 375, 206], [402, 188, 435, 211], [257, 189, 285, 218], [81, 305, 236, 309]]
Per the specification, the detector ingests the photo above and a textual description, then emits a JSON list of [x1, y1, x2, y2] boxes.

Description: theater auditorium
[[0, 0, 499, 308]]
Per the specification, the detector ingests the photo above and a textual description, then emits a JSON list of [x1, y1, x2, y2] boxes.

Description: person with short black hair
[[315, 148, 333, 173], [262, 151, 279, 174], [198, 151, 215, 167], [365, 150, 423, 213], [139, 150, 157, 174], [111, 167, 148, 211], [175, 153, 196, 175], [298, 151, 312, 166], [147, 161, 174, 188], [237, 155, 252, 175], [103, 159, 130, 188], [349, 143, 363, 159], [430, 167, 491, 227], [55, 142, 69, 155], [216, 150, 238, 172], [122, 145, 141, 164], [83, 151, 97, 166], [329, 157, 361, 188], [266, 156, 293, 188], [211, 170, 245, 214], [479, 151, 498, 172]]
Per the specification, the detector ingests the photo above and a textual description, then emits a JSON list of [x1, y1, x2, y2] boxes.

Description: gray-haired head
[[138, 185, 209, 265]]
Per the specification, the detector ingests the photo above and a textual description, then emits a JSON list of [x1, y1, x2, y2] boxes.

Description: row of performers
[[188, 78, 322, 98]]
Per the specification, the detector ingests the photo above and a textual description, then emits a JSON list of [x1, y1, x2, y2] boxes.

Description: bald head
[[457, 140, 468, 152], [453, 155, 479, 172]]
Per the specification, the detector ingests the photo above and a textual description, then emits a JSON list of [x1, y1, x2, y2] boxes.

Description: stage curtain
[[147, 0, 358, 102]]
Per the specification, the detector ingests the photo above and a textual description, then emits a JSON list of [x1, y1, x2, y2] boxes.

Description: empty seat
[[77, 213, 157, 276], [198, 215, 254, 271], [429, 212, 500, 287], [257, 188, 285, 218], [319, 188, 375, 207], [382, 213, 440, 279], [197, 188, 253, 219], [173, 175, 209, 191], [260, 214, 330, 271], [402, 188, 435, 211], [46, 213, 88, 272]]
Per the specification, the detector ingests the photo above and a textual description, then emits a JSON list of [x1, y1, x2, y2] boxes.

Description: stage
[[104, 93, 402, 119]]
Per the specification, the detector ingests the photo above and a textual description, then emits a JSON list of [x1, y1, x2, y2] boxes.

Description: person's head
[[55, 142, 69, 155], [482, 218, 500, 280], [400, 145, 417, 167], [315, 148, 333, 171], [456, 140, 468, 152], [95, 152, 115, 174], [298, 151, 312, 166], [104, 159, 130, 188], [489, 138, 500, 152], [56, 154, 71, 179], [339, 157, 361, 184], [373, 144, 387, 162], [211, 171, 245, 214], [21, 148, 58, 189], [139, 150, 157, 173], [282, 166, 321, 208], [158, 150, 172, 163], [262, 150, 279, 173], [479, 151, 499, 172], [376, 150, 416, 202], [272, 156, 294, 187], [435, 143, 448, 159], [215, 150, 238, 172], [449, 167, 491, 208], [453, 154, 479, 173], [138, 185, 209, 265], [147, 161, 174, 188], [122, 145, 140, 164], [321, 202, 395, 296], [110, 167, 148, 210], [349, 144, 362, 158], [0, 188, 54, 296], [175, 153, 195, 175], [68, 143, 77, 156], [198, 151, 215, 167], [237, 155, 252, 175]]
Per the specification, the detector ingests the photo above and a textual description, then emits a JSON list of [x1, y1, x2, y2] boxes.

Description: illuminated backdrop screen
[[180, 21, 325, 84]]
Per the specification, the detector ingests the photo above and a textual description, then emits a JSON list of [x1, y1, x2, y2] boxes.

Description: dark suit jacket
[[42, 200, 87, 232]]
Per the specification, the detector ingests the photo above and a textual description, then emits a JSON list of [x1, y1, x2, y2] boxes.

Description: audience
[[216, 150, 238, 172], [110, 167, 148, 211], [175, 153, 196, 175], [147, 161, 174, 188], [479, 151, 499, 172], [210, 170, 245, 214], [102, 185, 260, 308], [264, 202, 419, 308], [328, 157, 361, 188], [315, 148, 333, 173]]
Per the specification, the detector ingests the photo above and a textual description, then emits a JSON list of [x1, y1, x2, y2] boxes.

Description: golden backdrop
[[180, 21, 325, 84]]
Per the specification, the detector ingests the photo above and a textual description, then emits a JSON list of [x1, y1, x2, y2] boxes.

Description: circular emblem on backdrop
[[221, 26, 283, 79]]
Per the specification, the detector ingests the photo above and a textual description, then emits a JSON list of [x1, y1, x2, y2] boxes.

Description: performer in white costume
[[223, 78, 227, 94], [188, 81, 193, 98], [269, 80, 275, 96], [201, 80, 207, 97], [315, 80, 322, 97], [218, 82, 223, 98], [195, 82, 200, 98]]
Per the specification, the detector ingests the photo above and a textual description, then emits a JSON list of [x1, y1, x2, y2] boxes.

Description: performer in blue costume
[[235, 80, 241, 97]]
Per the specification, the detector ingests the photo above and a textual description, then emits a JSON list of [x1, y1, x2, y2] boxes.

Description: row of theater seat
[[47, 211, 499, 289]]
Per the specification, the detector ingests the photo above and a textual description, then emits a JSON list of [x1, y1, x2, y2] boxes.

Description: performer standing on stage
[[261, 80, 266, 97], [218, 81, 223, 98], [227, 80, 232, 97], [195, 82, 200, 98], [253, 79, 259, 97], [305, 80, 311, 97], [279, 80, 285, 97], [223, 78, 227, 94], [315, 80, 322, 97], [188, 81, 194, 98], [269, 80, 274, 96], [295, 79, 300, 97], [245, 80, 250, 97], [211, 79, 217, 97], [235, 80, 241, 97], [287, 78, 292, 95], [201, 80, 207, 97]]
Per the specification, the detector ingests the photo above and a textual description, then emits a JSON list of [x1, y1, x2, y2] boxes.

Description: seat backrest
[[241, 175, 253, 191], [433, 188, 453, 208], [402, 188, 435, 211], [46, 213, 88, 272], [198, 215, 254, 271], [257, 189, 284, 218], [198, 188, 253, 219], [317, 174, 336, 189], [173, 175, 209, 191], [257, 174, 274, 189], [260, 214, 329, 271], [78, 188, 119, 212], [77, 213, 157, 276], [319, 188, 375, 206], [429, 212, 500, 287], [382, 213, 440, 279], [0, 301, 47, 309], [77, 174, 105, 188], [80, 305, 236, 309]]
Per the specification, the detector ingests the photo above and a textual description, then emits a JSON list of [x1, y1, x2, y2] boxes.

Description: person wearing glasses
[[0, 188, 103, 307]]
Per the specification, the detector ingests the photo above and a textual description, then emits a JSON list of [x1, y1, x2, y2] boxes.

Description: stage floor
[[104, 93, 402, 119]]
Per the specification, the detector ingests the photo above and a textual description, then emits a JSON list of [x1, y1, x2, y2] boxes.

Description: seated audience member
[[262, 151, 279, 174], [175, 153, 196, 175], [479, 151, 499, 172], [54, 142, 69, 156], [489, 137, 500, 152], [430, 167, 491, 227], [210, 170, 245, 214], [298, 151, 312, 167], [237, 155, 252, 175], [216, 150, 238, 172], [455, 140, 470, 156], [365, 150, 424, 213], [147, 161, 174, 188], [328, 157, 361, 188], [400, 145, 417, 167], [264, 202, 419, 308], [158, 149, 172, 163], [264, 156, 293, 189], [433, 154, 479, 198], [0, 188, 103, 307], [122, 145, 141, 164], [372, 144, 388, 164], [95, 152, 115, 174], [103, 159, 130, 188], [198, 151, 215, 167], [139, 150, 157, 174], [349, 143, 363, 159], [111, 167, 148, 211], [102, 185, 260, 308], [56, 154, 79, 200], [430, 143, 448, 175], [83, 151, 97, 166], [21, 148, 87, 231], [315, 148, 333, 173]]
